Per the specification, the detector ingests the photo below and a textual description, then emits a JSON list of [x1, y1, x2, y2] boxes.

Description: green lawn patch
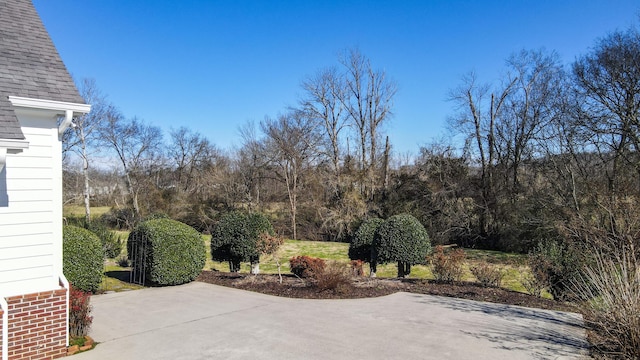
[[103, 233, 547, 298], [63, 205, 112, 219]]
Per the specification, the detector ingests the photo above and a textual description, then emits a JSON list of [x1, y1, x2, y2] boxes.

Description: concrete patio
[[74, 281, 589, 359]]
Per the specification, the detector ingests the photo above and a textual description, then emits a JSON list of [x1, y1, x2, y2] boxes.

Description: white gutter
[[0, 140, 28, 150], [0, 141, 29, 172], [58, 274, 70, 347], [1, 296, 8, 360], [8, 96, 91, 114]]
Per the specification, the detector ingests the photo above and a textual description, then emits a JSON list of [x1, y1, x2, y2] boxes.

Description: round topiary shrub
[[349, 217, 384, 263], [372, 214, 431, 278], [63, 225, 104, 293], [127, 218, 205, 286], [211, 211, 274, 273]]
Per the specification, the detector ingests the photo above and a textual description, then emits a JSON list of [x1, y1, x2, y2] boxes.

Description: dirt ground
[[196, 270, 576, 313]]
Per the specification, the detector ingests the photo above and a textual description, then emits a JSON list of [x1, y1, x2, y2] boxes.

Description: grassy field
[[95, 226, 538, 296], [203, 238, 533, 294], [63, 205, 112, 219]]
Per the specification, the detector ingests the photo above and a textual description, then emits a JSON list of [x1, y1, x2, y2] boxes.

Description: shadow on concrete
[[410, 293, 589, 359]]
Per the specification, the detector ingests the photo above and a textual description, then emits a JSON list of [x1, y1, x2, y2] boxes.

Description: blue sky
[[34, 1, 638, 156]]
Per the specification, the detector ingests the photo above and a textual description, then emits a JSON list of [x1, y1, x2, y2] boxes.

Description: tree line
[[64, 28, 640, 258]]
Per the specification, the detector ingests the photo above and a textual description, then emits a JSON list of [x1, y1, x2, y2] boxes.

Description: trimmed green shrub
[[143, 212, 169, 221], [63, 225, 104, 293], [128, 218, 205, 286], [372, 214, 431, 278], [349, 217, 384, 263], [63, 217, 122, 258], [211, 211, 274, 272]]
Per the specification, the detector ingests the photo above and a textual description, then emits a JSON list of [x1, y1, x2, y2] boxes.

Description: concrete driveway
[[75, 281, 589, 360]]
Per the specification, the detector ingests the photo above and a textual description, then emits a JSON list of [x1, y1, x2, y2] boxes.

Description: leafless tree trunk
[[496, 50, 564, 197], [448, 72, 513, 235], [382, 136, 391, 189], [262, 112, 320, 239], [340, 48, 397, 199], [573, 28, 640, 198], [63, 78, 109, 223], [98, 111, 163, 217], [238, 121, 271, 209], [169, 126, 215, 193], [301, 66, 347, 191]]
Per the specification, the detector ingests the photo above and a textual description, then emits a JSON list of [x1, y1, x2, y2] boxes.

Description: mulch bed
[[196, 270, 576, 313]]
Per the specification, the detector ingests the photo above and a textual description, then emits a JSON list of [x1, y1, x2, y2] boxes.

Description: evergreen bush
[[127, 218, 205, 285], [349, 217, 384, 263], [372, 214, 431, 277], [210, 211, 274, 272], [63, 225, 104, 293]]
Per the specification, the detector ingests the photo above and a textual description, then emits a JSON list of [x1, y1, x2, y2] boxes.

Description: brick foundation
[[1, 288, 68, 360], [0, 307, 4, 356]]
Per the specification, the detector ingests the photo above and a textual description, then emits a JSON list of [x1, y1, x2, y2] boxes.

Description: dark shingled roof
[[0, 0, 85, 140]]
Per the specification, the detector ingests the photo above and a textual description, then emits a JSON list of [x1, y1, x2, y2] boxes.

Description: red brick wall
[[1, 289, 68, 360], [0, 307, 4, 356]]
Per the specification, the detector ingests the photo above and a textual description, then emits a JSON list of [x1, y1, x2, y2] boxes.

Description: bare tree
[[262, 111, 320, 239], [448, 72, 514, 236], [63, 78, 109, 222], [237, 121, 271, 209], [98, 111, 163, 216], [339, 48, 397, 198], [496, 49, 565, 196], [300, 66, 348, 189], [573, 28, 640, 197], [168, 126, 215, 192]]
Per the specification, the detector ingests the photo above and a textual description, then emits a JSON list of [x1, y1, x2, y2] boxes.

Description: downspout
[[59, 274, 69, 347], [58, 110, 73, 348], [1, 296, 8, 360], [57, 110, 74, 138], [0, 148, 6, 172]]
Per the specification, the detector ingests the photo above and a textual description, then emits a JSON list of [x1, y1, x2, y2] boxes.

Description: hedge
[[128, 218, 205, 285], [63, 225, 104, 292], [211, 211, 274, 272], [349, 217, 384, 263]]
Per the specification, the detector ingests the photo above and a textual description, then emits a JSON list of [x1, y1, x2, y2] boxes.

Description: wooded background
[[64, 28, 640, 257]]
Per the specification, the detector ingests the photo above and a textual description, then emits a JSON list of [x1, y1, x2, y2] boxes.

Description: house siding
[[0, 112, 62, 298]]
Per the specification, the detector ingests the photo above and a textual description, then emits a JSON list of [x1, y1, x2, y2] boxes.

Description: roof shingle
[[0, 0, 85, 140]]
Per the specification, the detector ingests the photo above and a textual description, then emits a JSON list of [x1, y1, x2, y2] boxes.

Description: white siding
[[0, 112, 62, 297]]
